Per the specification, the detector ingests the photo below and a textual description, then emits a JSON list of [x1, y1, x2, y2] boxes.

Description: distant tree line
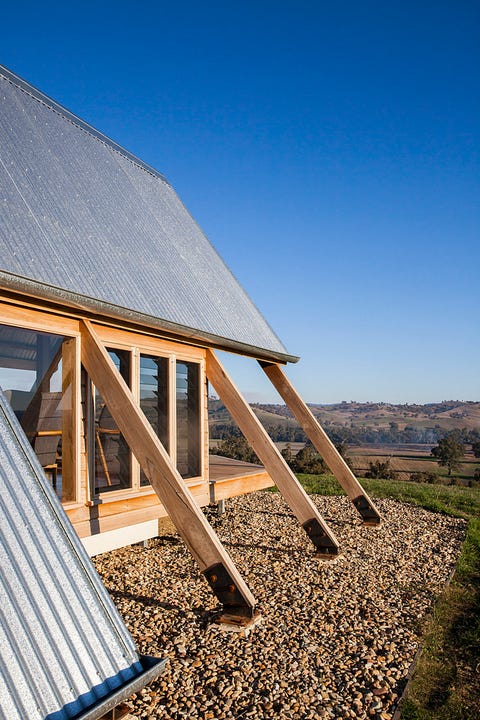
[[211, 422, 308, 443], [331, 425, 480, 446], [211, 429, 480, 487], [212, 432, 353, 477], [210, 420, 480, 447]]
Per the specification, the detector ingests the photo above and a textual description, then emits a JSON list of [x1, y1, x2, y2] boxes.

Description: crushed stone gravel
[[93, 493, 466, 720]]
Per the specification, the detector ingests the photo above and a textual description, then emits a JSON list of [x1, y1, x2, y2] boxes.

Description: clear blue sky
[[2, 1, 479, 404]]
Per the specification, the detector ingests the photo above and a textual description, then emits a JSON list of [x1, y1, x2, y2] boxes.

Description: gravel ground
[[93, 493, 466, 720]]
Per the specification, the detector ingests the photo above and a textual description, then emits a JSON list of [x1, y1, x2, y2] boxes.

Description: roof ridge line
[[0, 63, 170, 185]]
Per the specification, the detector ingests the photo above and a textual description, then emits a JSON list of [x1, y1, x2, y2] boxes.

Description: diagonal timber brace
[[205, 349, 340, 557], [80, 321, 256, 620], [259, 362, 382, 525]]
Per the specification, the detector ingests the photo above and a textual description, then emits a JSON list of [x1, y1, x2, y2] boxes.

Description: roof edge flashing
[[0, 272, 300, 364], [72, 656, 168, 720]]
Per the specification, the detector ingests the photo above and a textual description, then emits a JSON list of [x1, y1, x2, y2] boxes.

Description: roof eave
[[0, 272, 300, 364]]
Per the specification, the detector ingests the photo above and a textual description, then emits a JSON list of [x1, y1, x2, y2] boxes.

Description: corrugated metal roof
[[0, 389, 166, 719], [0, 65, 297, 363]]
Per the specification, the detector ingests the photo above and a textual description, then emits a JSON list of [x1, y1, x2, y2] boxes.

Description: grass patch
[[295, 472, 343, 496], [285, 473, 480, 719], [401, 518, 480, 720], [295, 473, 480, 518]]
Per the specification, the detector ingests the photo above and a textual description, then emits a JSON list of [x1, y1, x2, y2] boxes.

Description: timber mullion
[[78, 368, 88, 504], [205, 349, 340, 556], [131, 347, 140, 490], [80, 320, 256, 618], [259, 362, 382, 525], [169, 355, 177, 467], [201, 360, 209, 490], [61, 337, 80, 503]]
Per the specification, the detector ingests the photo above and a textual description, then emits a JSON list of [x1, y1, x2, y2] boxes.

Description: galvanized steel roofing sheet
[[0, 66, 295, 362], [0, 390, 165, 719]]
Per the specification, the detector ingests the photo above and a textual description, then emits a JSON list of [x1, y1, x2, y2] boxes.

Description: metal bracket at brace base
[[353, 494, 381, 525], [302, 518, 339, 558], [204, 562, 256, 619]]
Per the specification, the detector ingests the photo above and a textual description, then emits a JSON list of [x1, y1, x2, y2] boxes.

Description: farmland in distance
[[209, 399, 480, 483]]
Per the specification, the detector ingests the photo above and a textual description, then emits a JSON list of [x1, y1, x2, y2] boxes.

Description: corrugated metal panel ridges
[[0, 390, 146, 720], [0, 65, 292, 361]]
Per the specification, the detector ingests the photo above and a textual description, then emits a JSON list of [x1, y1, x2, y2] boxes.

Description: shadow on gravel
[[107, 588, 189, 616], [222, 540, 305, 557], [154, 535, 182, 545], [107, 588, 218, 627], [241, 509, 295, 519]]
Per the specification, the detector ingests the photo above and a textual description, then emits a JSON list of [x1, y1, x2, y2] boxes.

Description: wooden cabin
[[0, 65, 380, 619]]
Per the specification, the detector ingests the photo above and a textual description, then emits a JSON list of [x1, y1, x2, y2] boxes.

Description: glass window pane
[[0, 324, 73, 501], [94, 349, 132, 494], [140, 355, 169, 486], [176, 361, 200, 479]]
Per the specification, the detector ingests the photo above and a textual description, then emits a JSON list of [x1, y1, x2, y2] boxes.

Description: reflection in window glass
[[0, 324, 73, 501], [94, 349, 131, 494], [176, 361, 200, 479], [140, 355, 169, 486]]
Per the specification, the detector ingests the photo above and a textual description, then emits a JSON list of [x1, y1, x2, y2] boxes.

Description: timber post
[[80, 320, 257, 620], [259, 362, 382, 525], [205, 349, 340, 557]]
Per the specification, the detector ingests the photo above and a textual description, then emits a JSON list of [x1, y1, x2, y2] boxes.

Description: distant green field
[[346, 446, 479, 484]]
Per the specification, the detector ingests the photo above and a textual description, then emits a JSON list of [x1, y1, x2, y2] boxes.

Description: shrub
[[211, 434, 259, 464], [281, 441, 328, 474], [365, 459, 396, 480], [409, 471, 438, 484], [291, 442, 327, 474]]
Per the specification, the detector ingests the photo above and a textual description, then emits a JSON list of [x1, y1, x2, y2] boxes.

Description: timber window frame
[[0, 316, 81, 505], [0, 300, 207, 510], [90, 347, 134, 496], [84, 327, 206, 501]]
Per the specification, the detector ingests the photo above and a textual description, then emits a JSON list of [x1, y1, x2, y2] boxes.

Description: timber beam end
[[259, 360, 383, 526], [302, 517, 340, 558], [353, 494, 382, 525], [204, 562, 256, 620]]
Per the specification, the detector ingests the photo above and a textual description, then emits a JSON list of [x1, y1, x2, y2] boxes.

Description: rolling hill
[[209, 399, 480, 444]]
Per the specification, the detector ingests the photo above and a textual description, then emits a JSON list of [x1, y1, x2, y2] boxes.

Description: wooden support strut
[[80, 320, 256, 619], [259, 362, 382, 525], [205, 349, 340, 557]]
